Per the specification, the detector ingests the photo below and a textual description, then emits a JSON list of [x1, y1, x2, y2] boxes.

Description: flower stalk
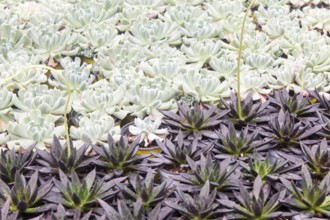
[[237, 0, 256, 119]]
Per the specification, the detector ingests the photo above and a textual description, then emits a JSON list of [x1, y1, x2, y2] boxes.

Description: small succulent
[[0, 171, 54, 214], [316, 112, 330, 139], [92, 135, 149, 176], [48, 57, 95, 94], [269, 89, 319, 119], [128, 117, 169, 147], [213, 123, 267, 159], [162, 102, 227, 142], [310, 90, 330, 117], [127, 18, 181, 47], [12, 84, 67, 115], [98, 198, 173, 220], [118, 169, 173, 209], [220, 92, 270, 125], [166, 181, 223, 220], [301, 138, 330, 178], [281, 166, 330, 217], [0, 144, 36, 184], [261, 110, 322, 152], [150, 132, 210, 166], [70, 114, 121, 145], [181, 19, 217, 41], [50, 169, 124, 212], [179, 153, 238, 191], [175, 69, 231, 103], [219, 176, 292, 220], [7, 110, 64, 150], [240, 151, 300, 184], [0, 199, 19, 220], [35, 135, 95, 175]]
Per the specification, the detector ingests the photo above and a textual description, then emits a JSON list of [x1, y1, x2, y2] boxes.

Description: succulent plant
[[179, 153, 238, 191], [246, 53, 275, 74], [213, 123, 267, 159], [128, 117, 169, 146], [181, 40, 222, 66], [310, 90, 330, 117], [35, 135, 95, 175], [118, 169, 173, 209], [205, 0, 243, 21], [240, 151, 300, 184], [48, 57, 95, 95], [175, 69, 231, 103], [281, 166, 330, 217], [316, 112, 330, 139], [71, 81, 125, 118], [166, 181, 224, 220], [261, 110, 322, 152], [12, 84, 67, 115], [7, 110, 64, 150], [70, 114, 121, 145], [219, 176, 292, 220], [150, 132, 210, 166], [181, 19, 217, 41], [124, 83, 177, 119], [301, 138, 330, 178], [269, 89, 319, 119], [92, 135, 148, 176], [0, 199, 19, 220], [0, 88, 13, 117], [30, 27, 78, 61], [98, 198, 173, 220], [127, 18, 181, 47], [162, 4, 205, 27], [162, 102, 227, 142], [50, 169, 124, 212], [220, 92, 270, 125], [0, 171, 54, 214], [0, 144, 36, 184]]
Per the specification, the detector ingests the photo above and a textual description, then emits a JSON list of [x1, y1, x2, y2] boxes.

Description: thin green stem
[[237, 0, 256, 119], [0, 64, 72, 155]]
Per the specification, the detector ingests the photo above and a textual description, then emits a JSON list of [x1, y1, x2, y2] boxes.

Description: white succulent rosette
[[116, 5, 146, 32], [245, 53, 275, 74], [127, 17, 181, 47], [0, 24, 31, 51], [139, 58, 184, 82], [78, 24, 120, 50], [302, 42, 330, 73], [290, 68, 329, 93], [180, 18, 217, 41], [164, 0, 204, 6], [209, 54, 238, 78], [233, 70, 272, 101], [12, 84, 67, 116], [124, 82, 177, 119], [30, 27, 79, 61], [72, 80, 126, 119], [254, 4, 290, 25], [205, 0, 243, 22], [48, 57, 94, 95], [265, 65, 295, 90], [70, 113, 120, 145], [128, 116, 168, 146], [181, 39, 222, 68], [0, 50, 46, 90], [65, 0, 120, 32], [0, 88, 14, 132], [7, 110, 64, 150], [302, 6, 330, 34], [95, 41, 146, 78], [161, 4, 205, 27], [175, 69, 230, 103]]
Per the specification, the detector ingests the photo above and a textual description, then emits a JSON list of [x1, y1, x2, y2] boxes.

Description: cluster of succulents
[[1, 0, 330, 219], [0, 89, 329, 219]]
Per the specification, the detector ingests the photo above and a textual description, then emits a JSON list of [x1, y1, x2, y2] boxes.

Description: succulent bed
[[1, 0, 330, 219]]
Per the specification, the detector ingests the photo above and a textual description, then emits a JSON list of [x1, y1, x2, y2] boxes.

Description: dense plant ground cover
[[1, 0, 330, 219]]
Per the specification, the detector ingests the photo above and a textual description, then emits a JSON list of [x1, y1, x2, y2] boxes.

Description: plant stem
[[237, 0, 256, 119], [0, 64, 72, 155]]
